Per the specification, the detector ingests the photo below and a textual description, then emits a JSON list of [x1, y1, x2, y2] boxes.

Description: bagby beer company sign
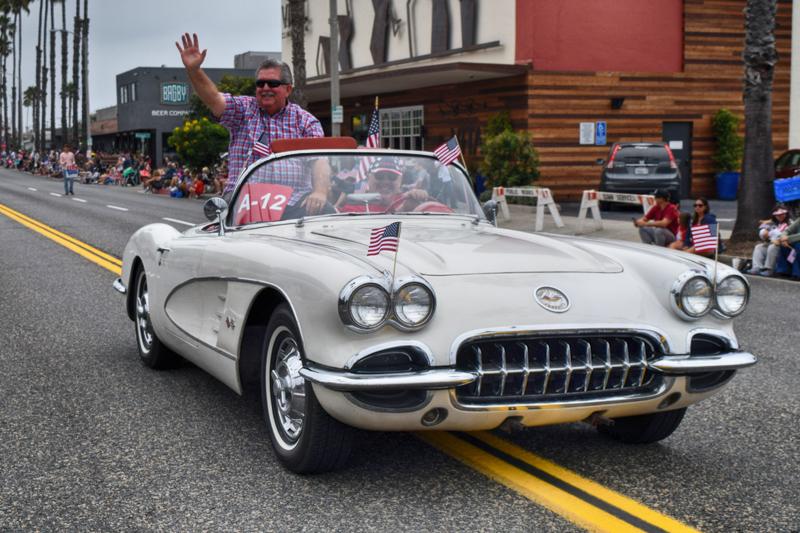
[[152, 82, 190, 118]]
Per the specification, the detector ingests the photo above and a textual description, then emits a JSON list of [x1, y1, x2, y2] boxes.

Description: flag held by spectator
[[367, 222, 401, 256], [692, 223, 718, 253], [253, 131, 270, 158], [433, 136, 462, 166]]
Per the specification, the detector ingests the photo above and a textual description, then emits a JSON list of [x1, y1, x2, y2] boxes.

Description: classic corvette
[[114, 142, 756, 473]]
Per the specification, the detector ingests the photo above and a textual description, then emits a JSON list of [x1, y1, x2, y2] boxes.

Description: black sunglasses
[[255, 79, 285, 89]]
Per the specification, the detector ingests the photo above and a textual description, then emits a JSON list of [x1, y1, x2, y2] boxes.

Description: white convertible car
[[114, 142, 755, 473]]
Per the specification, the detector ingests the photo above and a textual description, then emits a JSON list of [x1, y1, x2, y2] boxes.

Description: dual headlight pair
[[339, 275, 435, 332], [671, 270, 749, 320]]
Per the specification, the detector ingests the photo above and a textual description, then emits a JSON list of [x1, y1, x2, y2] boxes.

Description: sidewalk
[[497, 203, 738, 265]]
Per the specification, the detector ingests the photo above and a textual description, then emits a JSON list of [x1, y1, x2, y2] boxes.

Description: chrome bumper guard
[[302, 351, 756, 393], [299, 366, 477, 392], [648, 352, 757, 374], [112, 278, 127, 295]]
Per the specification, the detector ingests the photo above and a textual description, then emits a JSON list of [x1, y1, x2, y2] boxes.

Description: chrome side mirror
[[203, 197, 228, 236], [482, 199, 498, 226]]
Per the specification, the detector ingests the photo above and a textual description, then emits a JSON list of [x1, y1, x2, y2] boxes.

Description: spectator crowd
[[1, 147, 228, 199]]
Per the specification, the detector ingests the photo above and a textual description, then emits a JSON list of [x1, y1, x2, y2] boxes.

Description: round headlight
[[679, 276, 713, 318], [393, 283, 434, 328], [715, 275, 749, 317], [349, 284, 390, 329]]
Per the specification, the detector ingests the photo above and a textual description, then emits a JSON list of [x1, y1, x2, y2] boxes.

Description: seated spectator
[[775, 215, 800, 280], [122, 166, 137, 186], [685, 197, 719, 257], [188, 172, 206, 198], [634, 189, 679, 246], [669, 212, 692, 251], [749, 204, 790, 276], [214, 162, 228, 197], [141, 168, 160, 192]]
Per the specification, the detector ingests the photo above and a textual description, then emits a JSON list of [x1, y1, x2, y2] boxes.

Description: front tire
[[133, 268, 178, 369], [261, 304, 353, 473], [598, 408, 687, 444]]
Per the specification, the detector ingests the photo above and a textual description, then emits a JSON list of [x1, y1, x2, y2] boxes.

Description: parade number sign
[[161, 82, 189, 105], [234, 184, 294, 225]]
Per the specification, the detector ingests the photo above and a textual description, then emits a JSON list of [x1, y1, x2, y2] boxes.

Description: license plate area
[[634, 167, 649, 175]]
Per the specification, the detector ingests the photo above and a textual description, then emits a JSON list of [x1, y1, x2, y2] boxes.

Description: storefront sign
[[151, 109, 190, 117], [332, 105, 344, 124], [161, 82, 189, 105], [135, 132, 151, 140]]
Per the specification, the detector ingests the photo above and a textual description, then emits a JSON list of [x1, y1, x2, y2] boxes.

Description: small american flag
[[358, 104, 381, 181], [691, 223, 718, 253], [367, 222, 401, 256], [253, 131, 270, 159], [433, 136, 462, 166]]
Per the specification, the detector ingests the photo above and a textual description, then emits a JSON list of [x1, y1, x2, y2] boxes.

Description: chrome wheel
[[135, 273, 154, 354], [270, 332, 307, 446]]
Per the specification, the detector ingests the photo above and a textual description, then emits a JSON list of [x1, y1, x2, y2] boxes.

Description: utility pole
[[329, 0, 341, 136]]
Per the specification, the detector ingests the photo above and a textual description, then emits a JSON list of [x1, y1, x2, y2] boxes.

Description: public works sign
[[161, 82, 189, 105]]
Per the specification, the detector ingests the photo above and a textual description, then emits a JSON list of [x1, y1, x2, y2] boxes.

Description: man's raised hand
[[175, 33, 207, 71]]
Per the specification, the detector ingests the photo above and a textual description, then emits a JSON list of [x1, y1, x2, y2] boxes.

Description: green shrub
[[479, 115, 540, 188], [168, 117, 230, 172], [711, 109, 744, 173]]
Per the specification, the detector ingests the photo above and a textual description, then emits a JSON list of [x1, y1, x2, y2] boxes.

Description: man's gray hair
[[255, 59, 293, 85]]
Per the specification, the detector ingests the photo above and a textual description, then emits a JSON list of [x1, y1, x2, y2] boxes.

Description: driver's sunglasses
[[255, 79, 285, 89]]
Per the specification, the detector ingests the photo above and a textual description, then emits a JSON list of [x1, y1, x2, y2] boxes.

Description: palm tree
[[731, 0, 778, 242], [39, 0, 50, 152], [0, 11, 13, 149], [287, 0, 307, 108], [80, 0, 87, 146], [71, 0, 79, 145], [63, 80, 75, 131], [49, 0, 55, 150], [34, 0, 44, 151], [23, 85, 38, 141], [56, 0, 65, 148]]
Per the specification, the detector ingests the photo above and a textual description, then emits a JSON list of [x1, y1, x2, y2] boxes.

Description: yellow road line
[[418, 431, 699, 533], [0, 203, 121, 275]]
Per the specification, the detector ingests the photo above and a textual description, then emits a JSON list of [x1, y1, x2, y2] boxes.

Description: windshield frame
[[223, 149, 483, 230]]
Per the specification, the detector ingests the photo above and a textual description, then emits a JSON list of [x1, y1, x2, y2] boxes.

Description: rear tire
[[598, 408, 687, 444], [261, 304, 353, 473], [133, 267, 178, 369]]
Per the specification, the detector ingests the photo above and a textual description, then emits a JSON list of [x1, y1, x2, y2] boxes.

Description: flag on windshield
[[358, 99, 381, 184], [367, 222, 401, 256], [434, 136, 462, 166], [253, 131, 270, 158], [691, 223, 718, 253]]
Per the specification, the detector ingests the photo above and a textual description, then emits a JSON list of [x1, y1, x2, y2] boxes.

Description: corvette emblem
[[225, 316, 236, 330], [534, 287, 570, 313]]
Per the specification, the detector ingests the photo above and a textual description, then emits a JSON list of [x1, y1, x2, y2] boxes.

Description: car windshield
[[229, 152, 484, 226]]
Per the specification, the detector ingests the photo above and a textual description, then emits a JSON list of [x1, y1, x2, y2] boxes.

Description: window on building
[[379, 106, 424, 150], [130, 82, 137, 102], [120, 85, 128, 105]]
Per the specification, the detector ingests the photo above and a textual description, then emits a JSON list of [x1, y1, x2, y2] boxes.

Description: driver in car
[[339, 158, 429, 213]]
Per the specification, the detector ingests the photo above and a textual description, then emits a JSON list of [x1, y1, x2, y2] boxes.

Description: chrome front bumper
[[301, 352, 757, 392]]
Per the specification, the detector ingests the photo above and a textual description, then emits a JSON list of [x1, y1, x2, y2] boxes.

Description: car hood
[[301, 219, 623, 276]]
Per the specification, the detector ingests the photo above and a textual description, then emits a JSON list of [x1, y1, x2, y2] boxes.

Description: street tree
[[71, 0, 79, 145], [287, 0, 307, 108], [731, 0, 778, 242], [0, 11, 13, 148]]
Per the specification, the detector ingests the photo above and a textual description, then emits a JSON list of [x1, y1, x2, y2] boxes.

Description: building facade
[[110, 66, 253, 164], [286, 0, 792, 200]]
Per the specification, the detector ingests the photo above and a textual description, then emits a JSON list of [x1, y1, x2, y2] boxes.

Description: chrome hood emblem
[[534, 286, 570, 313]]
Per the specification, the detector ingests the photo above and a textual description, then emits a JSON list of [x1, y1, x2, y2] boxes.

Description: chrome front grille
[[455, 334, 661, 404]]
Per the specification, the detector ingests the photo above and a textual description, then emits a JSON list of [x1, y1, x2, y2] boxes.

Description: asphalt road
[[1, 169, 798, 532]]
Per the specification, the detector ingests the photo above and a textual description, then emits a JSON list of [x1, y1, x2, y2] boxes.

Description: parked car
[[599, 142, 681, 202], [774, 149, 800, 180], [114, 142, 755, 474]]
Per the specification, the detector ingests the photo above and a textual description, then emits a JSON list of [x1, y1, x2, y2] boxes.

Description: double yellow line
[[0, 203, 122, 275], [0, 203, 699, 532], [419, 431, 699, 532]]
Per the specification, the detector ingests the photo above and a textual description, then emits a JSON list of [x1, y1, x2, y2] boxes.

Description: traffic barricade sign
[[577, 190, 656, 233], [491, 186, 564, 232]]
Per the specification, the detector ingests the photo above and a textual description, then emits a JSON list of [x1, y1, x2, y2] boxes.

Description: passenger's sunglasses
[[255, 79, 286, 89], [373, 173, 400, 182]]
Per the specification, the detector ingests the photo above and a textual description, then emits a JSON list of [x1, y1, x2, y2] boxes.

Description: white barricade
[[577, 190, 656, 233], [491, 186, 564, 232]]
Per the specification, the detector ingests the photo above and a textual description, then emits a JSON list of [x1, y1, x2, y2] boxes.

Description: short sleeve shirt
[[645, 203, 680, 236], [218, 94, 324, 196]]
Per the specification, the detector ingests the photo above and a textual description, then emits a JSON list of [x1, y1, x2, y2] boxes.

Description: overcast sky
[[14, 0, 282, 123]]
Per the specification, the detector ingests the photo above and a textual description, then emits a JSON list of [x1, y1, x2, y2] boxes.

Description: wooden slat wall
[[529, 0, 792, 201]]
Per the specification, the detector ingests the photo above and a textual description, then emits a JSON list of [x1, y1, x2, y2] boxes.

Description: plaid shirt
[[219, 94, 323, 196]]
